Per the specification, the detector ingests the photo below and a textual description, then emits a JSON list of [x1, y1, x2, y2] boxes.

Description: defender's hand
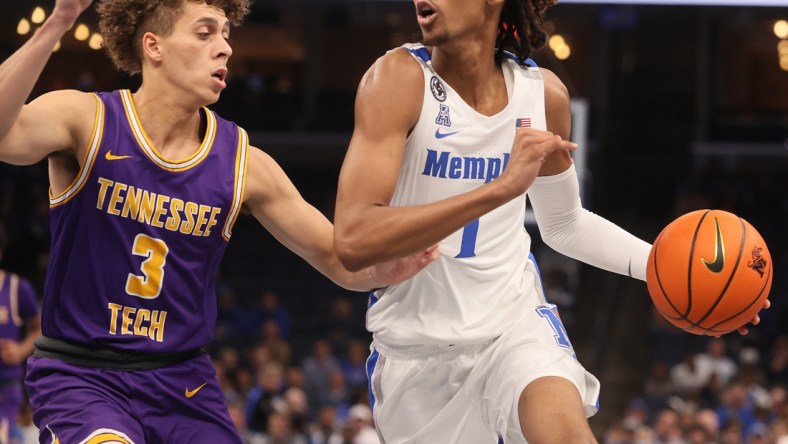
[[370, 245, 440, 287], [51, 0, 94, 29]]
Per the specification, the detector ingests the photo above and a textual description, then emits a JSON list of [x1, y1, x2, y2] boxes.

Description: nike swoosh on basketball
[[185, 382, 208, 398], [701, 217, 725, 273], [434, 128, 461, 139], [105, 150, 132, 161]]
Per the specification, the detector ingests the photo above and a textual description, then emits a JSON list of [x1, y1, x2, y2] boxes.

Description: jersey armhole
[[222, 127, 250, 241], [49, 93, 105, 207]]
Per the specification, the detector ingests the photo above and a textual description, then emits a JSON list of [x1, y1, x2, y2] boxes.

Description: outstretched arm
[[242, 147, 435, 292], [0, 0, 95, 165]]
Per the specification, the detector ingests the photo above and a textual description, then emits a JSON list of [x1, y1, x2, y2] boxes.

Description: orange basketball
[[646, 209, 772, 335]]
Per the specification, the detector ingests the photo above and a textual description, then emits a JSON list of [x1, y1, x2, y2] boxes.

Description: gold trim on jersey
[[49, 93, 105, 207], [120, 89, 216, 172], [222, 127, 249, 241], [46, 425, 60, 444], [79, 429, 135, 444]]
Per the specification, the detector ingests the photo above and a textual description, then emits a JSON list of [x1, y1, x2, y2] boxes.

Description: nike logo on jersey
[[701, 217, 725, 273], [105, 150, 132, 161], [185, 382, 208, 398], [434, 128, 461, 139]]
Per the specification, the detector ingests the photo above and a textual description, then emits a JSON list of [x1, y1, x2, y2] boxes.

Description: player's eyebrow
[[194, 16, 230, 32]]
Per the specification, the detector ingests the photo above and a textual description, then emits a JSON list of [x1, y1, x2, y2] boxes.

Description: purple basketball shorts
[[24, 351, 241, 444]]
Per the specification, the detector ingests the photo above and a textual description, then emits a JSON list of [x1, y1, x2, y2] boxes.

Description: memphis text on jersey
[[422, 149, 510, 183]]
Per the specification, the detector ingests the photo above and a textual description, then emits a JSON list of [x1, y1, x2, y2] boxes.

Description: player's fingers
[[420, 249, 439, 265], [538, 135, 577, 152], [763, 299, 771, 310], [513, 128, 555, 146], [514, 127, 552, 136]]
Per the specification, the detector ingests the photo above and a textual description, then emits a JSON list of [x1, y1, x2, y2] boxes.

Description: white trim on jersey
[[120, 90, 216, 171], [222, 128, 249, 240], [78, 428, 136, 444], [49, 94, 105, 206]]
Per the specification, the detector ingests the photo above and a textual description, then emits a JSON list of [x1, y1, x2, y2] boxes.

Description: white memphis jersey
[[367, 44, 549, 347]]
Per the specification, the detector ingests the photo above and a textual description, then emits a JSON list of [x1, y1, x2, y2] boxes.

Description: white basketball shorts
[[367, 304, 600, 444]]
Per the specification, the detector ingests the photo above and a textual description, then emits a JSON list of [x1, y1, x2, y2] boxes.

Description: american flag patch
[[516, 118, 531, 128]]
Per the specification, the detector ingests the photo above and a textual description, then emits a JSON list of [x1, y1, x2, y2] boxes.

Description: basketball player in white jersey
[[333, 0, 768, 442]]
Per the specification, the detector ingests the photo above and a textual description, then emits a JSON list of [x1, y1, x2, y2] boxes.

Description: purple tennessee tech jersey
[[44, 90, 249, 354], [0, 271, 39, 379]]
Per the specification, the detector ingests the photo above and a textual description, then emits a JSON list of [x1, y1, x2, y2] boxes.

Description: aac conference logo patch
[[430, 76, 447, 102]]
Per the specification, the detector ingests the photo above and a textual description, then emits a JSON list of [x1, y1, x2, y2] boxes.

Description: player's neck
[[431, 41, 505, 114], [130, 86, 204, 159]]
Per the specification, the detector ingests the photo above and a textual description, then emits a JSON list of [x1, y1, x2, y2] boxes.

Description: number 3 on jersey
[[126, 234, 169, 299]]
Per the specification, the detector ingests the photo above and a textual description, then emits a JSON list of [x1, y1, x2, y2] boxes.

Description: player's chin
[[421, 30, 449, 47], [204, 89, 223, 106]]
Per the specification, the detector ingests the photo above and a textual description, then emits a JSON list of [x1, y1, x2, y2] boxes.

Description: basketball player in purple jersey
[[0, 1, 437, 442], [0, 233, 41, 444]]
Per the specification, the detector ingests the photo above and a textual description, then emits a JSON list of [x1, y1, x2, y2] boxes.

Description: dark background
[[1, 0, 786, 438]]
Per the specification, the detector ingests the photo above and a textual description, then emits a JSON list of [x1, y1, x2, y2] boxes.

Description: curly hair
[[97, 0, 252, 74], [495, 0, 557, 66]]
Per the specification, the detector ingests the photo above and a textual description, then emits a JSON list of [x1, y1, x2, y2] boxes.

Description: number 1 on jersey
[[455, 219, 479, 258]]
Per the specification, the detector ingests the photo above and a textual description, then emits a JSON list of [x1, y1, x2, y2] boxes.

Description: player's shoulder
[[537, 67, 570, 111], [27, 89, 101, 136], [31, 89, 98, 112], [537, 68, 569, 99], [245, 145, 287, 184], [380, 44, 428, 70], [360, 45, 425, 94], [246, 144, 276, 166]]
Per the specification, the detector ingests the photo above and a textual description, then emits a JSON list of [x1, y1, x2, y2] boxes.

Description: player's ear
[[141, 32, 163, 64]]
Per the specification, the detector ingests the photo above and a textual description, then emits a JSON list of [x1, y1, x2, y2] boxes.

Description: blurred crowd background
[[1, 1, 786, 443]]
